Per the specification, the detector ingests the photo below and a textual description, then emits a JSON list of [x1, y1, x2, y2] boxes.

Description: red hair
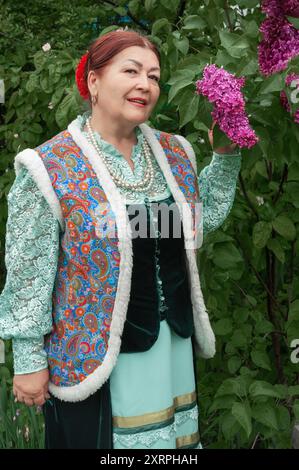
[[75, 29, 161, 102]]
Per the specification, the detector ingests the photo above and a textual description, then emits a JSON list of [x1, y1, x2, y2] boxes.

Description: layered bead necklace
[[85, 116, 155, 192]]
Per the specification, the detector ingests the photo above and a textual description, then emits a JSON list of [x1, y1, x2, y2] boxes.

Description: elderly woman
[[0, 29, 241, 449]]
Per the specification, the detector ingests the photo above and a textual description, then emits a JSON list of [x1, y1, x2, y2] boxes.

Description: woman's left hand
[[208, 121, 238, 154]]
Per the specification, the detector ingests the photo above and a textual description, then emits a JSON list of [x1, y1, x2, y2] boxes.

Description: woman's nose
[[136, 74, 151, 89]]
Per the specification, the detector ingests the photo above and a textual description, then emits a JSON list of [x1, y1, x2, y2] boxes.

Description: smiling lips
[[127, 97, 148, 107]]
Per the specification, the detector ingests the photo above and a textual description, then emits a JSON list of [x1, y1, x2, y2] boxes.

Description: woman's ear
[[87, 70, 100, 97]]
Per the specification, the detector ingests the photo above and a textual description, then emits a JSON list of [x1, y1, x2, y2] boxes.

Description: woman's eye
[[126, 70, 159, 82]]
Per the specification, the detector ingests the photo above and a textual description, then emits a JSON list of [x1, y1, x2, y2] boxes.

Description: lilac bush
[[195, 65, 259, 148]]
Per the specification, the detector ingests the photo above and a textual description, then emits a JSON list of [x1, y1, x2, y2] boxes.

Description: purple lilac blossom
[[262, 0, 299, 17], [283, 0, 299, 17], [280, 72, 299, 123], [195, 64, 259, 148], [258, 15, 299, 76]]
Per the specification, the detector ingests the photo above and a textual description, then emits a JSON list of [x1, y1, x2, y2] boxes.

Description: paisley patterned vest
[[20, 118, 216, 402]]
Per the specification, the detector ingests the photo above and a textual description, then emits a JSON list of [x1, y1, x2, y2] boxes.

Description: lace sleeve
[[0, 167, 60, 374], [198, 151, 242, 236]]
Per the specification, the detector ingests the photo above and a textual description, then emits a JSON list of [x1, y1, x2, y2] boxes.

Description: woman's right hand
[[13, 368, 51, 407]]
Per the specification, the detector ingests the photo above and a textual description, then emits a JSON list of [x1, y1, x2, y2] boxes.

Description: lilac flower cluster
[[195, 65, 259, 148], [280, 73, 299, 123], [259, 1, 299, 123], [262, 0, 299, 17], [258, 15, 299, 76]]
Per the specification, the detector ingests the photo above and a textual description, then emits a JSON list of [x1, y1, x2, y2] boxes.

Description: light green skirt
[[110, 319, 203, 449]]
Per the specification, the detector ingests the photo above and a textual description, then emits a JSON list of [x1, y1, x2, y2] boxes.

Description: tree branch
[[238, 172, 259, 220], [287, 239, 296, 319], [234, 231, 286, 319], [174, 0, 187, 28], [266, 246, 285, 383], [224, 0, 234, 32], [273, 163, 288, 205]]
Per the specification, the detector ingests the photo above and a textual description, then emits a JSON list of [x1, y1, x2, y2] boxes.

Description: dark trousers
[[42, 378, 113, 449]]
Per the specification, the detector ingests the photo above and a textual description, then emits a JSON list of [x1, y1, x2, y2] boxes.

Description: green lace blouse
[[0, 112, 242, 374]]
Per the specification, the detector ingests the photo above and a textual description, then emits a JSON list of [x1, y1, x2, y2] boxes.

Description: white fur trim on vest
[[14, 148, 65, 231]]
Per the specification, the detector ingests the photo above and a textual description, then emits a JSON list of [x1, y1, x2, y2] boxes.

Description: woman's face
[[88, 46, 161, 127]]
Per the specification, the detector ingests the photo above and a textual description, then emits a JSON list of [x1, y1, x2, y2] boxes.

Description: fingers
[[13, 391, 49, 407]]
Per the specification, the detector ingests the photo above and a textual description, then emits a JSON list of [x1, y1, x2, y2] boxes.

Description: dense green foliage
[[0, 0, 298, 449]]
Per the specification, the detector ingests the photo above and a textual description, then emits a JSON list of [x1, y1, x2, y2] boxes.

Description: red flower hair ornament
[[75, 52, 89, 100]]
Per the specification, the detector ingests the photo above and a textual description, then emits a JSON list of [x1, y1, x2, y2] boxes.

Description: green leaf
[[287, 16, 299, 29], [182, 15, 206, 30], [55, 92, 78, 128], [25, 73, 40, 93], [197, 98, 214, 128], [173, 37, 189, 56], [0, 366, 10, 380], [178, 89, 199, 127], [168, 78, 194, 103], [237, 0, 260, 6], [276, 405, 291, 431], [99, 25, 120, 36], [288, 300, 299, 323], [215, 378, 247, 398], [214, 318, 233, 335], [209, 395, 236, 412], [288, 163, 299, 181], [252, 221, 272, 249], [152, 18, 171, 36], [255, 319, 275, 334], [288, 385, 299, 397], [273, 385, 288, 399], [221, 411, 241, 440], [167, 69, 196, 86], [272, 215, 296, 241], [219, 31, 251, 58], [249, 380, 283, 399], [287, 320, 299, 343], [250, 350, 271, 371], [238, 58, 258, 76], [144, 0, 157, 12], [114, 6, 128, 15], [255, 161, 268, 178], [33, 51, 47, 71], [30, 123, 43, 134], [232, 402, 252, 438], [244, 20, 259, 38], [252, 403, 279, 430], [227, 356, 242, 374], [231, 329, 248, 348], [259, 75, 284, 94], [160, 0, 180, 10], [267, 238, 285, 263], [40, 73, 52, 94], [213, 242, 243, 269], [193, 120, 209, 132], [294, 400, 299, 420]]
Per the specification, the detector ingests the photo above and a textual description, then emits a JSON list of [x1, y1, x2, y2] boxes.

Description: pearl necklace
[[85, 117, 155, 192]]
